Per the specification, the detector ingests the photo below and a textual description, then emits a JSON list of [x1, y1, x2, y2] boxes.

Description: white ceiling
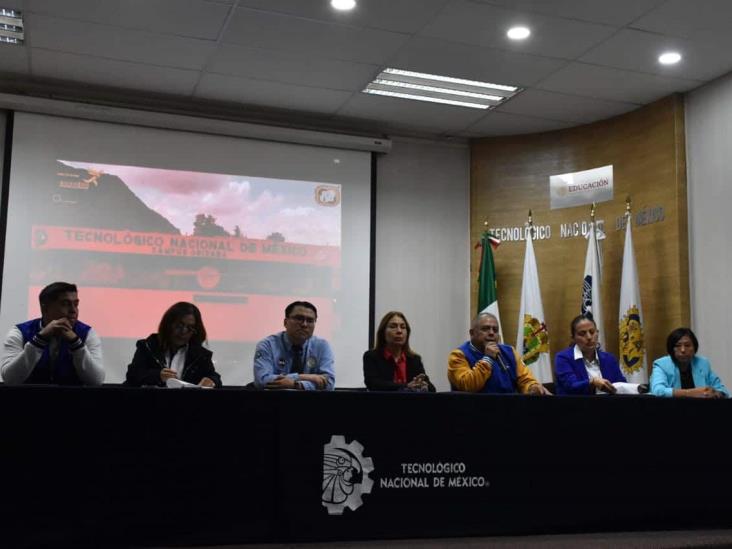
[[1, 0, 730, 139]]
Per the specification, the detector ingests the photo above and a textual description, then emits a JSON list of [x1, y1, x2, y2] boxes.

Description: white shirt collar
[[573, 344, 598, 362]]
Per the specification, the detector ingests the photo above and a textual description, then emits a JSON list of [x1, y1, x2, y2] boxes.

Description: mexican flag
[[477, 231, 503, 340]]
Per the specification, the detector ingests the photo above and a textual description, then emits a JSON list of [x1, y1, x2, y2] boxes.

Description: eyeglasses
[[174, 322, 197, 334], [288, 314, 316, 325]]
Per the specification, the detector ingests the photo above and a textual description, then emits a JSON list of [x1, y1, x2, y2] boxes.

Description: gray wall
[[685, 75, 732, 387], [374, 137, 470, 391]]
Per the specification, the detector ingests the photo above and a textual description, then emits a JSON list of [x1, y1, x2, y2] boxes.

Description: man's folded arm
[[72, 328, 105, 386], [447, 350, 491, 392], [1, 327, 42, 385]]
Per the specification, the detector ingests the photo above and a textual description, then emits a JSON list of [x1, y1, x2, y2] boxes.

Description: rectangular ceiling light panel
[[363, 68, 521, 109]]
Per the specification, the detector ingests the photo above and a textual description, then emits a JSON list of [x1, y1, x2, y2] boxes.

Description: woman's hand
[[160, 368, 177, 382], [198, 377, 215, 388], [678, 387, 724, 398], [590, 377, 617, 394], [406, 373, 429, 392]]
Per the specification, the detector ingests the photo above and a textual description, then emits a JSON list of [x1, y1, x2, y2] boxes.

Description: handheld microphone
[[495, 352, 509, 373], [485, 344, 508, 373]]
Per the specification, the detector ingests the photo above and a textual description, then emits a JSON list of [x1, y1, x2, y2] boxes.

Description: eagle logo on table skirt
[[322, 435, 374, 515], [620, 306, 645, 374]]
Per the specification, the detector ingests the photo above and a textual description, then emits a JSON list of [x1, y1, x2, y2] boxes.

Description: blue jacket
[[650, 355, 729, 397], [554, 345, 626, 395], [16, 318, 92, 385]]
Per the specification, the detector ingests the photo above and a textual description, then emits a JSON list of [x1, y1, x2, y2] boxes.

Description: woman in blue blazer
[[650, 327, 728, 398], [555, 315, 626, 395]]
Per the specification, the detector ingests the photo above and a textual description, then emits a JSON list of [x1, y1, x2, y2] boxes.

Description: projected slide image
[[28, 160, 342, 342]]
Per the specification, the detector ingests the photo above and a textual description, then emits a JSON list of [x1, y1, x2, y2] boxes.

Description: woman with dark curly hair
[[125, 302, 222, 388], [650, 327, 727, 398]]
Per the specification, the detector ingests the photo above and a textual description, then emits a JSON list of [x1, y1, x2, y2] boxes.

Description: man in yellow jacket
[[448, 313, 550, 395]]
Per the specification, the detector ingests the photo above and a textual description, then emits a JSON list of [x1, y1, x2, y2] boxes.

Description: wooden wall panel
[[470, 95, 689, 376]]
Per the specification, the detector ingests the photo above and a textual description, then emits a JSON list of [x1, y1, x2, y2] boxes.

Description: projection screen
[[0, 112, 372, 387]]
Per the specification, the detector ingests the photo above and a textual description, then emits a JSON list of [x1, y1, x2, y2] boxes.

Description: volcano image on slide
[[43, 160, 181, 233]]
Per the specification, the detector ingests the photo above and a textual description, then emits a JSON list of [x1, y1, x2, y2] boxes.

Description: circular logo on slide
[[196, 266, 221, 289], [322, 435, 374, 515], [315, 185, 341, 207]]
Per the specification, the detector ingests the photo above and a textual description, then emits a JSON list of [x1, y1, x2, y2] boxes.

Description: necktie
[[291, 345, 304, 374]]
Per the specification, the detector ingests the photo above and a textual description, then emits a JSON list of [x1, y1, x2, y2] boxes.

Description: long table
[[1, 386, 730, 546]]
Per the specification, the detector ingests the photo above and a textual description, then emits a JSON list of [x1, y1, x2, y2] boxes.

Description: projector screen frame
[[0, 109, 377, 388]]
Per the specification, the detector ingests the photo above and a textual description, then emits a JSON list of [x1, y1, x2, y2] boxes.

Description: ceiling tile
[[337, 92, 487, 133], [461, 110, 574, 136], [631, 0, 732, 40], [473, 0, 664, 27], [27, 13, 216, 70], [222, 7, 410, 65], [580, 28, 732, 82], [30, 49, 200, 95], [195, 73, 353, 114], [496, 89, 638, 123], [207, 43, 379, 91], [420, 0, 617, 60], [1, 0, 23, 9], [536, 62, 701, 103], [25, 0, 231, 40], [390, 36, 567, 88], [235, 0, 451, 34]]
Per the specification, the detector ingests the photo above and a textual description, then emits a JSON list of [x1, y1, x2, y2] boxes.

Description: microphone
[[484, 344, 508, 373], [494, 352, 509, 373]]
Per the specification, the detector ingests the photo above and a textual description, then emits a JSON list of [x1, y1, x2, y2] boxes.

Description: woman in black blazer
[[125, 301, 222, 388], [363, 311, 434, 392]]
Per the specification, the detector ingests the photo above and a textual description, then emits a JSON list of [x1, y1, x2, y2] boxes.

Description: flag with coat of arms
[[515, 224, 551, 383], [581, 220, 605, 349], [618, 212, 647, 382]]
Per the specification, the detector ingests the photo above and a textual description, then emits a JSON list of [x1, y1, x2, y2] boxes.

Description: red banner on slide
[[31, 225, 340, 267]]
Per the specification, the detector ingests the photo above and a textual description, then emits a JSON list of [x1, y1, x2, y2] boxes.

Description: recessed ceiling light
[[658, 51, 681, 65], [507, 26, 531, 40], [363, 67, 522, 109], [331, 0, 356, 11]]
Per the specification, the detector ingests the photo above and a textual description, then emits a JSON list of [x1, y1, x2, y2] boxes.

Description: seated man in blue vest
[[1, 282, 104, 385], [253, 301, 335, 390], [448, 312, 549, 395]]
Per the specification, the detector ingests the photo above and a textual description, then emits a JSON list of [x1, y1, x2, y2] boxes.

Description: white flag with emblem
[[618, 214, 647, 382], [581, 221, 605, 349], [516, 226, 551, 383]]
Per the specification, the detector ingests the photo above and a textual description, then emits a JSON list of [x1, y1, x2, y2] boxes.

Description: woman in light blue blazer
[[650, 327, 728, 398]]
